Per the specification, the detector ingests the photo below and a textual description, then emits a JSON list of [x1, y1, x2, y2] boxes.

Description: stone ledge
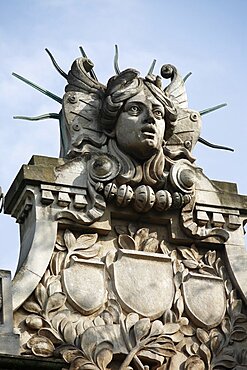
[[0, 353, 67, 370]]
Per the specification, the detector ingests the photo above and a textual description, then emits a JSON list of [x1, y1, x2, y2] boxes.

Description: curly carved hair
[[99, 69, 178, 188], [100, 68, 178, 141]]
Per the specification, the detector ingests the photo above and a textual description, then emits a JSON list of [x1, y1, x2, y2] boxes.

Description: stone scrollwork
[[7, 48, 247, 369], [15, 226, 247, 369]]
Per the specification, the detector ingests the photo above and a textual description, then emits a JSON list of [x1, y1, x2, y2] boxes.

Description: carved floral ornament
[[11, 47, 246, 369], [15, 225, 247, 370]]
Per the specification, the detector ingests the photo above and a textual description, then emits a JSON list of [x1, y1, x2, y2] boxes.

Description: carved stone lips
[[141, 125, 156, 139]]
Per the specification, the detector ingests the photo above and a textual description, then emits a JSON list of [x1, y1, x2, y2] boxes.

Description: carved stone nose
[[144, 111, 155, 124]]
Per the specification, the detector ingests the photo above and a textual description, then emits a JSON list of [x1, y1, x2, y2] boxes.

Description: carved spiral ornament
[[170, 159, 196, 194], [88, 154, 120, 182]]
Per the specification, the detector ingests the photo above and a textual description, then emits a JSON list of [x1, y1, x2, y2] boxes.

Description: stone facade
[[1, 49, 247, 369]]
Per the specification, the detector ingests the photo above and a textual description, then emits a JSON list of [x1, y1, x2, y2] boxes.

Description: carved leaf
[[94, 317, 105, 327], [231, 298, 242, 314], [180, 324, 195, 336], [234, 314, 247, 324], [46, 275, 58, 288], [174, 272, 183, 289], [71, 248, 99, 259], [133, 318, 151, 342], [76, 318, 85, 336], [174, 291, 184, 319], [160, 240, 170, 256], [184, 355, 206, 370], [48, 279, 62, 296], [212, 354, 237, 368], [23, 300, 41, 314], [64, 229, 77, 250], [55, 243, 67, 252], [190, 244, 200, 259], [63, 321, 77, 344], [105, 250, 116, 269], [118, 234, 136, 250], [163, 323, 180, 335], [55, 344, 83, 363], [183, 259, 199, 269], [145, 341, 176, 357], [180, 317, 189, 326], [205, 250, 216, 266], [50, 251, 66, 275], [199, 343, 211, 365], [27, 335, 55, 357], [45, 292, 67, 316], [229, 289, 238, 304], [134, 228, 149, 249], [56, 231, 66, 247], [83, 318, 94, 330], [177, 247, 198, 261], [163, 309, 177, 324], [35, 283, 48, 308], [198, 265, 217, 276], [75, 233, 98, 250], [218, 265, 226, 280], [224, 279, 233, 296], [143, 238, 159, 253], [231, 328, 247, 341], [106, 299, 121, 324], [94, 342, 113, 370], [221, 317, 231, 336], [196, 328, 209, 344], [128, 223, 138, 237], [237, 349, 247, 366], [215, 257, 222, 274], [70, 357, 97, 370], [149, 320, 164, 336], [125, 313, 140, 332], [166, 331, 184, 343], [100, 311, 114, 325], [38, 327, 63, 344], [184, 340, 199, 356], [62, 349, 84, 364], [51, 311, 68, 332], [191, 342, 199, 354]]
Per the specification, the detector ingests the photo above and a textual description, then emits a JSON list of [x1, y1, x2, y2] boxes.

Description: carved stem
[[119, 347, 144, 370]]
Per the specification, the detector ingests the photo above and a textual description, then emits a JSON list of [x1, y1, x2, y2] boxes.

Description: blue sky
[[0, 0, 247, 274]]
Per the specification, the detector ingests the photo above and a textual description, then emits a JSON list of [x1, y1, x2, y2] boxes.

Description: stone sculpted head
[[59, 57, 200, 189], [100, 69, 177, 162]]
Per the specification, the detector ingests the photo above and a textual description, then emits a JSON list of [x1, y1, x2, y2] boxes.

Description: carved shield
[[62, 257, 106, 315], [113, 249, 174, 320], [182, 272, 226, 329]]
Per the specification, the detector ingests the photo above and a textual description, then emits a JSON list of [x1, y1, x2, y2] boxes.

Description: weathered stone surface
[[0, 271, 19, 355], [1, 50, 247, 369]]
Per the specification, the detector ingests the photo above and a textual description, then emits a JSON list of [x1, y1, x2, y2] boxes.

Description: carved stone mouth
[[142, 125, 155, 133], [141, 125, 156, 138]]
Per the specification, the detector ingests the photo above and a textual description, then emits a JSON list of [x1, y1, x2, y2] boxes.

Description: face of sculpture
[[115, 85, 166, 160]]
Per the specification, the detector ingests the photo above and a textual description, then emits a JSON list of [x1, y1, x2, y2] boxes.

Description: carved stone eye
[[153, 110, 163, 119], [129, 105, 141, 114]]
